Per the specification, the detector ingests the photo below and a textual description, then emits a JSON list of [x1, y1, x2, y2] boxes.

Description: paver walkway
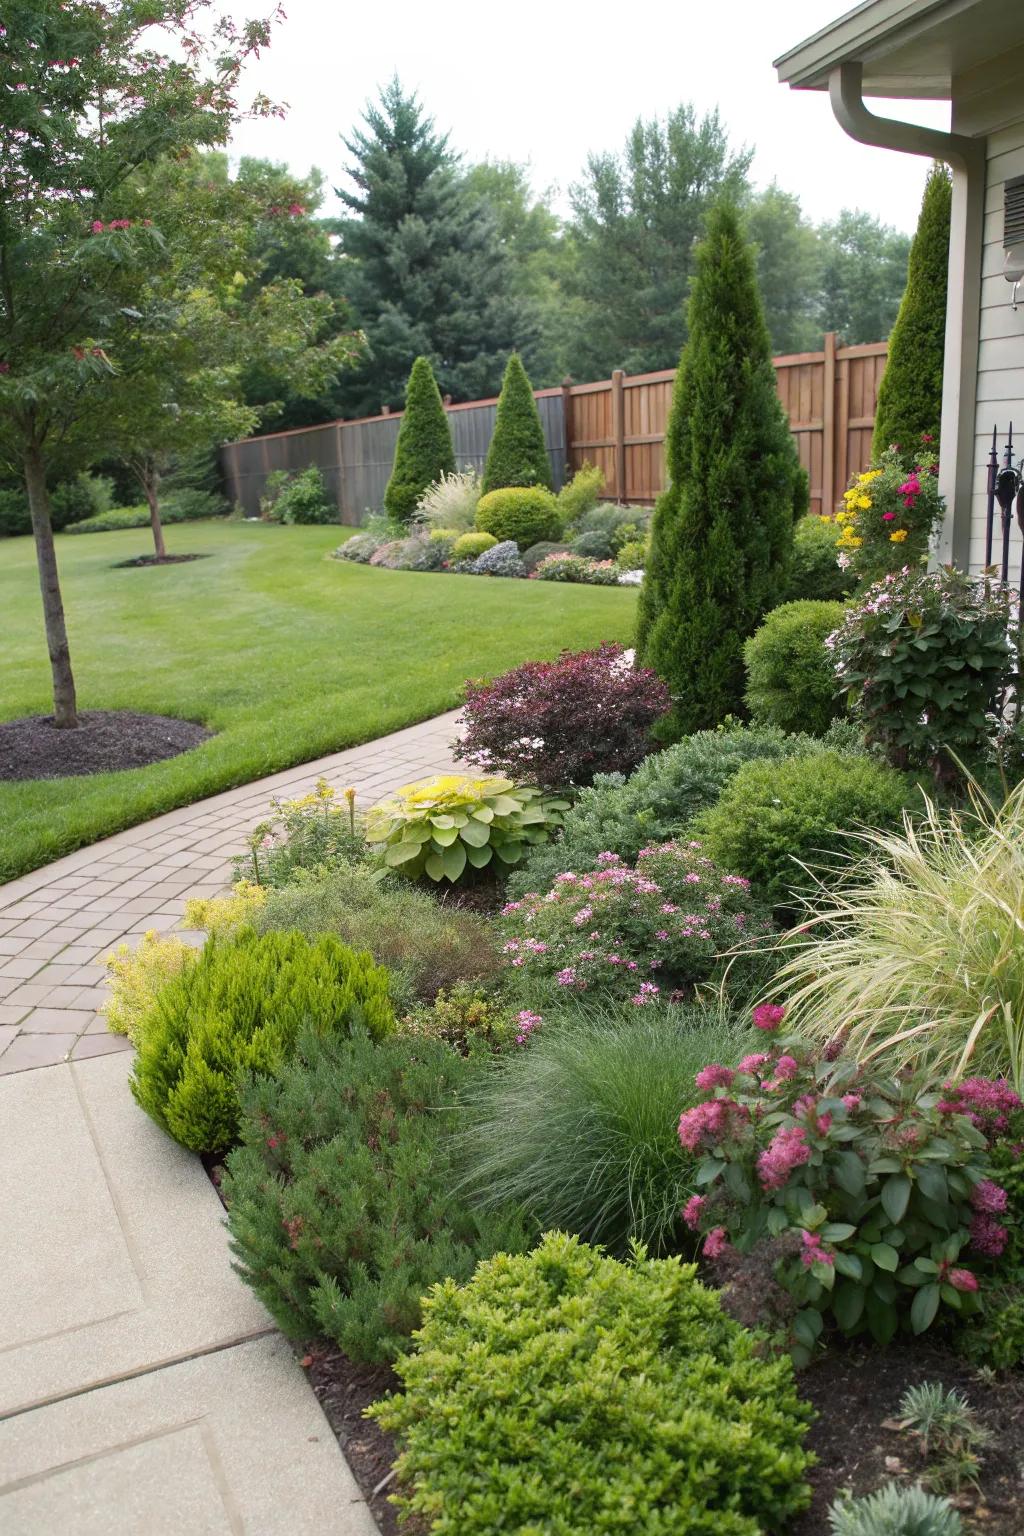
[[0, 709, 461, 1072], [0, 710, 463, 1532]]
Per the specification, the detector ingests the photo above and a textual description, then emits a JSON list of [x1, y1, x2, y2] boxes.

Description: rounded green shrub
[[616, 538, 647, 570], [694, 750, 913, 906], [570, 529, 614, 560], [130, 928, 395, 1154], [784, 515, 853, 603], [744, 599, 846, 736], [475, 486, 560, 550], [452, 530, 497, 562], [369, 1230, 813, 1535], [223, 1029, 529, 1363], [521, 539, 571, 573]]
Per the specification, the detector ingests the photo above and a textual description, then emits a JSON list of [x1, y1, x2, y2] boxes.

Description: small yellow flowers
[[857, 469, 883, 484], [889, 528, 908, 543]]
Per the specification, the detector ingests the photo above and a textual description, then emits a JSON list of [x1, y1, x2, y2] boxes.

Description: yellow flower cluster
[[889, 528, 909, 543], [281, 777, 336, 813]]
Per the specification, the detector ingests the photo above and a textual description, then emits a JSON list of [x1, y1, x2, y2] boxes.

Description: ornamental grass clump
[[130, 928, 395, 1154], [829, 566, 1018, 783], [500, 841, 773, 1005], [366, 773, 568, 884], [455, 643, 671, 790], [369, 1230, 813, 1536], [767, 781, 1024, 1092], [412, 467, 481, 533], [458, 1002, 753, 1254], [679, 1045, 1001, 1356], [223, 1029, 529, 1363]]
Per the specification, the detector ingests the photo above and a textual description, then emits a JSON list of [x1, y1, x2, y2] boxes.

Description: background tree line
[[249, 79, 912, 427]]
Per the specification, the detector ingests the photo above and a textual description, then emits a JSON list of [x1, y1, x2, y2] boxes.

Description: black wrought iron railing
[[985, 425, 1024, 602]]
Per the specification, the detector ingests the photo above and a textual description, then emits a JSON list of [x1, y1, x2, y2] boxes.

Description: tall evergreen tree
[[872, 163, 951, 457], [384, 357, 455, 522], [335, 80, 537, 416], [482, 355, 552, 493], [637, 204, 805, 738]]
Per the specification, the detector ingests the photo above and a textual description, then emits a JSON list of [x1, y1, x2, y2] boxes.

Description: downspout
[[828, 62, 986, 569]]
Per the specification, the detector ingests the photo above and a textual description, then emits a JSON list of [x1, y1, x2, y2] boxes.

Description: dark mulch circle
[[0, 710, 211, 781], [112, 553, 211, 568]]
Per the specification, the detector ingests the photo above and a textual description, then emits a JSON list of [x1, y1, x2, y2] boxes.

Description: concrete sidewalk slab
[[0, 1054, 271, 1417], [0, 1334, 378, 1535]]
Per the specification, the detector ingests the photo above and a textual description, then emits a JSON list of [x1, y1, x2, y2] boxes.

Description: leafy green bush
[[385, 356, 456, 523], [130, 929, 395, 1154], [272, 465, 335, 525], [162, 487, 227, 521], [451, 530, 496, 562], [744, 599, 846, 736], [507, 723, 838, 901], [51, 472, 115, 527], [0, 486, 30, 537], [771, 782, 1024, 1090], [616, 537, 647, 570], [370, 1230, 813, 1535], [475, 485, 560, 549], [570, 528, 613, 559], [254, 864, 502, 1009], [223, 1029, 529, 1362], [695, 750, 912, 906], [66, 494, 224, 534], [401, 981, 520, 1055], [784, 514, 852, 603], [556, 462, 604, 526], [828, 1482, 961, 1536], [481, 352, 552, 492], [577, 500, 649, 540], [366, 773, 568, 884], [521, 539, 571, 573], [460, 1005, 753, 1254]]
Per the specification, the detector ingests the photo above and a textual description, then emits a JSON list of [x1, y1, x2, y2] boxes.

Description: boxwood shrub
[[743, 599, 847, 736], [452, 530, 497, 562], [130, 928, 394, 1154], [370, 1230, 813, 1535], [475, 485, 561, 549]]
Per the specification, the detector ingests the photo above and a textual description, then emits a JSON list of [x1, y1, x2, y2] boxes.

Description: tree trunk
[[143, 469, 167, 561], [24, 444, 78, 728]]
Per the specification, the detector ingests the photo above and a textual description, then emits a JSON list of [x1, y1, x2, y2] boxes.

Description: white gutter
[[827, 61, 985, 566]]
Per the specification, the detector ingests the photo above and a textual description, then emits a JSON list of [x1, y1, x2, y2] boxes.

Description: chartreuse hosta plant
[[366, 774, 568, 883]]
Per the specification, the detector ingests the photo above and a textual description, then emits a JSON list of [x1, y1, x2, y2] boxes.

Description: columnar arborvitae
[[636, 203, 804, 738], [872, 162, 951, 458], [383, 356, 455, 522], [482, 354, 552, 492]]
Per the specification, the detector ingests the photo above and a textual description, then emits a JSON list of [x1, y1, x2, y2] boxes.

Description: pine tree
[[335, 81, 538, 416], [482, 354, 552, 493], [384, 357, 455, 522], [872, 162, 951, 457], [637, 204, 804, 739]]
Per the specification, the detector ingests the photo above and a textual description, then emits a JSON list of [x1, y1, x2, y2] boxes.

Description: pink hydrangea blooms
[[752, 1003, 786, 1032], [970, 1178, 1008, 1213], [681, 1194, 706, 1229], [938, 1077, 1022, 1142], [677, 1098, 746, 1152], [695, 1063, 735, 1091], [800, 1230, 833, 1269], [970, 1212, 1008, 1257], [757, 1125, 811, 1191], [702, 1227, 730, 1260], [514, 1010, 542, 1046]]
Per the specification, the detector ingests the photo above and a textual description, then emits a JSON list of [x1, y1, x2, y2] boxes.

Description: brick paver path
[[0, 710, 461, 1073]]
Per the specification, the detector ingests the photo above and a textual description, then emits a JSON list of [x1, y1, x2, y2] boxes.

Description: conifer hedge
[[384, 356, 455, 523], [482, 353, 552, 493]]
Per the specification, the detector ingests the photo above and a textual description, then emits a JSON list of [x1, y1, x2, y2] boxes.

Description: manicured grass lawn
[[1, 521, 637, 881]]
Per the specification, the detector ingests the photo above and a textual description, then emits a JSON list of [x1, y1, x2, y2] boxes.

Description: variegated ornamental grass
[[768, 780, 1024, 1091]]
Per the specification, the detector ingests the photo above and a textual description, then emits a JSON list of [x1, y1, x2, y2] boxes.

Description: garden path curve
[[0, 710, 461, 1534]]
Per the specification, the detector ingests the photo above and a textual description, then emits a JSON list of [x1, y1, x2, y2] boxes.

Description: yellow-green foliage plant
[[182, 879, 267, 936], [768, 780, 1024, 1091], [130, 928, 395, 1154], [104, 931, 195, 1044]]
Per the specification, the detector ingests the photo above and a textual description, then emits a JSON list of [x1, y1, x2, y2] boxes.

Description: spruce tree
[[482, 354, 552, 493], [384, 357, 455, 522], [335, 81, 537, 415], [637, 204, 804, 738], [872, 162, 951, 457]]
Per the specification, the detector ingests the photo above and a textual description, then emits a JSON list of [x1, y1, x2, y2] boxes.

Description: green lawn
[[1, 521, 637, 881]]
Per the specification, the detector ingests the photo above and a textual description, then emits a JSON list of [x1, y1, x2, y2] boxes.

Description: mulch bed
[[305, 1350, 406, 1535], [112, 553, 210, 568], [0, 709, 210, 781], [792, 1339, 1024, 1533]]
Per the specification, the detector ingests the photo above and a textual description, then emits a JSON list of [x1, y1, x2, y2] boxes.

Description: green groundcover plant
[[369, 1230, 814, 1535], [366, 773, 568, 884], [223, 1029, 529, 1363], [678, 1043, 1002, 1358], [130, 928, 394, 1154], [500, 842, 773, 1006]]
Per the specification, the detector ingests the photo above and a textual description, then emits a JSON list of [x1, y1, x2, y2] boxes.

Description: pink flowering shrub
[[679, 1048, 1014, 1358], [455, 643, 671, 790], [499, 841, 773, 1003]]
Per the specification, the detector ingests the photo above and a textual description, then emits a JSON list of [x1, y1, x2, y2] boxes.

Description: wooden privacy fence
[[221, 333, 887, 523]]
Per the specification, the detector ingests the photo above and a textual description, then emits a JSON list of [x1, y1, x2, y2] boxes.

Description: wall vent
[[1005, 174, 1024, 250]]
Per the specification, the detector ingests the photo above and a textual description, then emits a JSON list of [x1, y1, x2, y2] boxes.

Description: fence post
[[822, 332, 837, 514], [611, 369, 626, 501], [560, 375, 574, 481]]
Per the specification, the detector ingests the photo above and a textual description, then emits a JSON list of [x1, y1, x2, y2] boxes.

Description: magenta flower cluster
[[499, 841, 772, 1003], [938, 1077, 1022, 1142]]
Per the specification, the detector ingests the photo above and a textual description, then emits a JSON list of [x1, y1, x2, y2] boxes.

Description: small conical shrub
[[482, 353, 552, 493], [873, 162, 951, 458], [637, 203, 804, 738], [384, 356, 455, 523]]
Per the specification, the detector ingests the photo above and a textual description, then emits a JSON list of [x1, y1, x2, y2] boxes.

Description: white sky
[[227, 0, 952, 233]]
